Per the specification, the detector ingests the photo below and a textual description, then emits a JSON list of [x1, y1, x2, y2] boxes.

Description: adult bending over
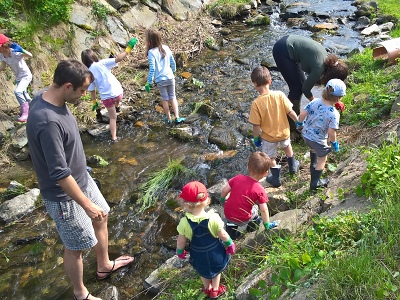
[[272, 35, 348, 129], [26, 60, 134, 300]]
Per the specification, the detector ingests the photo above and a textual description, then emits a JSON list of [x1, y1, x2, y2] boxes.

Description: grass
[[137, 159, 186, 213]]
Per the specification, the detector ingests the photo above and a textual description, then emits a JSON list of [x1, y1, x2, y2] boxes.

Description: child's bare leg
[[106, 106, 117, 140], [201, 276, 212, 290], [162, 100, 171, 120], [316, 155, 327, 170], [170, 98, 180, 119], [269, 157, 277, 168], [211, 274, 221, 290], [283, 144, 294, 157]]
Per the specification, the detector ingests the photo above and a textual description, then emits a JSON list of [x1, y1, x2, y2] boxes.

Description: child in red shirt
[[220, 152, 278, 239]]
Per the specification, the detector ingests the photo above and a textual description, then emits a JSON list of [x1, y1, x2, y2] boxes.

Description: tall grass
[[137, 159, 185, 213]]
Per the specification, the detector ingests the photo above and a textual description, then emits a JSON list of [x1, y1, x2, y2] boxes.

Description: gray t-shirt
[[26, 93, 88, 202]]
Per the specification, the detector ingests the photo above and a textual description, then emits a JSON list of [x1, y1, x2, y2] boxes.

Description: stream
[[0, 0, 365, 299]]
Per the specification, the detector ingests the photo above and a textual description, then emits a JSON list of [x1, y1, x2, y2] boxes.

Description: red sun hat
[[179, 181, 208, 202], [0, 34, 9, 46]]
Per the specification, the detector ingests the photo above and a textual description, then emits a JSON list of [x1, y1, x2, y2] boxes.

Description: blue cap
[[326, 79, 346, 97]]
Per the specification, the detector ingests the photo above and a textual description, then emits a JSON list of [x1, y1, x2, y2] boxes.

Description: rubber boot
[[310, 151, 317, 171], [226, 223, 241, 240], [287, 156, 299, 174], [310, 169, 330, 191], [266, 166, 281, 187], [246, 216, 262, 232], [18, 102, 29, 122]]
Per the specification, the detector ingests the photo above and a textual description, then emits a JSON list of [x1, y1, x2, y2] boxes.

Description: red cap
[[179, 181, 208, 202], [0, 34, 9, 46]]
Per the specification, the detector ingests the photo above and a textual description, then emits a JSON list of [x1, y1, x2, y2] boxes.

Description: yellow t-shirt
[[177, 210, 224, 240], [248, 90, 293, 142]]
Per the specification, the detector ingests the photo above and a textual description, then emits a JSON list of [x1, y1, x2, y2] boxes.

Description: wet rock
[[87, 123, 110, 137], [99, 285, 119, 300], [210, 4, 238, 20], [208, 125, 238, 150], [354, 1, 377, 18], [234, 57, 250, 65], [219, 27, 232, 36], [237, 4, 252, 16], [312, 22, 339, 31], [0, 188, 41, 224], [11, 147, 30, 161], [105, 15, 130, 46], [169, 126, 194, 142], [0, 111, 14, 147], [207, 178, 228, 204], [287, 17, 305, 27], [245, 14, 271, 26], [120, 3, 158, 30], [87, 154, 109, 167], [353, 15, 370, 30]]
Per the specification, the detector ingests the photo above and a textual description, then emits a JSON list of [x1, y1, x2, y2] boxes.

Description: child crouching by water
[[176, 181, 235, 298]]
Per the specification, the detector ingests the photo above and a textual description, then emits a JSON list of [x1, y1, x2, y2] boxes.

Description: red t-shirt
[[224, 174, 269, 223]]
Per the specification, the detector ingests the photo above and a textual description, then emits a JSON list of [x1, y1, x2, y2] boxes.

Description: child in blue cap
[[296, 78, 346, 190]]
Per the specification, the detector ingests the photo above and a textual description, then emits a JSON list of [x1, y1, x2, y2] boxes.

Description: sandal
[[175, 117, 186, 124], [97, 256, 134, 280], [73, 292, 90, 300]]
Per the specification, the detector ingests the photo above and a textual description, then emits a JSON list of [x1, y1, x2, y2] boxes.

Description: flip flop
[[73, 292, 90, 300], [96, 256, 134, 280]]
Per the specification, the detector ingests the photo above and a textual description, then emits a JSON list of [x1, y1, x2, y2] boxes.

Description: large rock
[[121, 4, 158, 30], [0, 188, 41, 224], [0, 111, 14, 147]]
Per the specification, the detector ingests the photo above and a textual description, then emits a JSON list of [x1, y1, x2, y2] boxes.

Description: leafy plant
[[358, 140, 400, 197], [92, 0, 112, 20], [137, 159, 185, 213]]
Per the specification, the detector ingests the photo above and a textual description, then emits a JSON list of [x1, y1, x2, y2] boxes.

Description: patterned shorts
[[44, 174, 110, 250]]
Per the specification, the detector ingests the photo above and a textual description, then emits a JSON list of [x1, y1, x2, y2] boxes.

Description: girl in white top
[[145, 29, 185, 124], [81, 38, 137, 141], [0, 34, 33, 122]]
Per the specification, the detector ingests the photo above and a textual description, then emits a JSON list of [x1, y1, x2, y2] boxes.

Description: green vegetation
[[342, 49, 400, 126], [137, 159, 186, 213], [0, 0, 73, 46], [91, 0, 113, 20]]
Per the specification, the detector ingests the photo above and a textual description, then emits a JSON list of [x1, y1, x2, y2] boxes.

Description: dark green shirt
[[286, 35, 328, 99]]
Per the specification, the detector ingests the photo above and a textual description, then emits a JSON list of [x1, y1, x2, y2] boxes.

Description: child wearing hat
[[0, 34, 33, 122], [176, 181, 235, 298], [220, 151, 279, 240], [296, 78, 346, 190]]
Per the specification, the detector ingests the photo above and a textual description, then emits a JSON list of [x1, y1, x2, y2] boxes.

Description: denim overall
[[187, 217, 230, 279]]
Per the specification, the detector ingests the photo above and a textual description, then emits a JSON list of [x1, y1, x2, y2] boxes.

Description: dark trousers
[[273, 36, 305, 130]]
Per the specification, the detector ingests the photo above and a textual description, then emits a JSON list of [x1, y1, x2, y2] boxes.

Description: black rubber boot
[[246, 216, 262, 232], [310, 151, 317, 171], [226, 223, 241, 240], [266, 166, 281, 187], [287, 156, 299, 174], [310, 169, 330, 191]]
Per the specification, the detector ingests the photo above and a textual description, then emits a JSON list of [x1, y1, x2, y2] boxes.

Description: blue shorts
[[44, 174, 110, 250], [157, 78, 175, 100]]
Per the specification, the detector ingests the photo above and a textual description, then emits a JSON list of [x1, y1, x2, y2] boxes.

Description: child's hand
[[145, 83, 151, 93], [176, 249, 187, 259], [125, 37, 138, 53], [264, 220, 280, 230], [295, 121, 304, 133], [10, 42, 24, 53], [225, 243, 235, 255], [91, 100, 99, 112], [253, 136, 261, 147], [335, 101, 345, 112], [330, 141, 339, 152]]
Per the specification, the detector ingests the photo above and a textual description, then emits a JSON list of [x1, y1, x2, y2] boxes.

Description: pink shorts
[[102, 94, 123, 108]]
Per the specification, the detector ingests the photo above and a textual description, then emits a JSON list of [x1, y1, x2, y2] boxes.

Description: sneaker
[[175, 117, 186, 124], [163, 115, 172, 124], [209, 285, 226, 299]]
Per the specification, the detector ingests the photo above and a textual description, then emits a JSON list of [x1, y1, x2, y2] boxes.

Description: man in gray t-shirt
[[26, 60, 134, 300]]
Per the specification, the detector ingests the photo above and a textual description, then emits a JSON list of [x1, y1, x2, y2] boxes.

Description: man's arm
[[57, 175, 106, 219]]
